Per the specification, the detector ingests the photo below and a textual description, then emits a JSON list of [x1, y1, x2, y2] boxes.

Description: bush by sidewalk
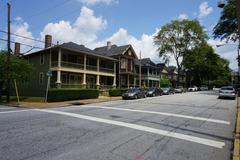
[[47, 89, 99, 102], [109, 88, 128, 97]]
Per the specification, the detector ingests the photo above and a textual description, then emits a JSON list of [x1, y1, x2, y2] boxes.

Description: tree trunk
[[0, 80, 4, 102]]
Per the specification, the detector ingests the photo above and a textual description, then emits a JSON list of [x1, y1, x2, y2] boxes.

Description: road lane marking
[[36, 109, 225, 149], [0, 107, 15, 110], [74, 105, 230, 125], [0, 109, 30, 114]]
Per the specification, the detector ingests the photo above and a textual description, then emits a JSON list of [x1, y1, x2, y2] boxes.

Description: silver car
[[218, 86, 236, 100]]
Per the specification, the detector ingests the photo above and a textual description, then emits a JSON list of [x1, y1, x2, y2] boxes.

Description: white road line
[[36, 109, 225, 149], [0, 107, 15, 110], [75, 105, 230, 125], [0, 109, 30, 114]]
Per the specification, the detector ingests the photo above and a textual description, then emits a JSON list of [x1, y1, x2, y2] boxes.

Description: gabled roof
[[94, 44, 138, 59], [135, 58, 156, 67], [24, 42, 117, 61], [60, 42, 94, 53]]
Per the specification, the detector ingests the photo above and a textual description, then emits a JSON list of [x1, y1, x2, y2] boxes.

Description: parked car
[[146, 87, 163, 97], [218, 86, 236, 100], [162, 87, 175, 95], [200, 86, 208, 91], [122, 88, 146, 100], [174, 86, 186, 93], [188, 86, 198, 92]]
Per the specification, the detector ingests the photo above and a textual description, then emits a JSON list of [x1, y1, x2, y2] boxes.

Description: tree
[[213, 0, 239, 42], [183, 44, 231, 87], [160, 78, 172, 87], [154, 19, 208, 86], [0, 51, 32, 102]]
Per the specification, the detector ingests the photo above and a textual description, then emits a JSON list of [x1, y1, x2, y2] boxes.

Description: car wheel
[[153, 93, 155, 97], [134, 95, 138, 99]]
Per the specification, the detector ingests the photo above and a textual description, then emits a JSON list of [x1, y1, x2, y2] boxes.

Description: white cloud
[[12, 17, 36, 53], [178, 14, 188, 20], [41, 6, 107, 45], [199, 2, 213, 18], [79, 0, 117, 5], [208, 39, 238, 70], [91, 28, 162, 63]]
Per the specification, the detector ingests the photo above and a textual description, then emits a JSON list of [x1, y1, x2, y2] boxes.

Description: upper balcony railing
[[51, 61, 114, 74]]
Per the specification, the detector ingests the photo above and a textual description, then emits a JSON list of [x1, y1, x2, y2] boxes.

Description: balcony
[[51, 61, 114, 74]]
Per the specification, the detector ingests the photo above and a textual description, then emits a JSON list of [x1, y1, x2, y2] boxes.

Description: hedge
[[109, 88, 128, 97], [47, 89, 99, 102]]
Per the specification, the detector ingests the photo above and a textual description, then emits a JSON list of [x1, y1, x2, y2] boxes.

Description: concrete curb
[[233, 98, 240, 160]]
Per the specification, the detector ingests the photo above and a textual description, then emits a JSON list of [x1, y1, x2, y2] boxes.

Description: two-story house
[[19, 35, 117, 97], [135, 58, 161, 87], [94, 42, 138, 88]]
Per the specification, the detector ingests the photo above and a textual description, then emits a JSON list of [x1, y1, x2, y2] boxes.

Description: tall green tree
[[154, 19, 208, 86], [183, 44, 231, 87], [0, 51, 32, 102], [213, 0, 239, 41]]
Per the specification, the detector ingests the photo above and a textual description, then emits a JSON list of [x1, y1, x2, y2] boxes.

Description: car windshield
[[127, 88, 139, 93], [148, 87, 155, 91], [221, 87, 234, 91], [162, 87, 169, 90]]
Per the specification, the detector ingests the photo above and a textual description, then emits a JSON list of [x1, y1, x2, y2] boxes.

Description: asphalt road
[[0, 91, 237, 160]]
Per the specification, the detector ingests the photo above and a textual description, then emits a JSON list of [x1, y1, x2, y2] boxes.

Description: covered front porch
[[50, 71, 115, 89]]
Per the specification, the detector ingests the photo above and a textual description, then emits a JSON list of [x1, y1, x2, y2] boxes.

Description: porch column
[[113, 62, 116, 88], [133, 77, 136, 87], [127, 74, 129, 88], [56, 48, 62, 88], [96, 58, 100, 89], [82, 55, 87, 88], [58, 48, 61, 68]]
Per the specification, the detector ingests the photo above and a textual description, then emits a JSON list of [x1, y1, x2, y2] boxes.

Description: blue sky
[[0, 0, 238, 70]]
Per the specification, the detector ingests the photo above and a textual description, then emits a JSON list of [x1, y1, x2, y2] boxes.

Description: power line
[[0, 38, 44, 50], [0, 30, 56, 46]]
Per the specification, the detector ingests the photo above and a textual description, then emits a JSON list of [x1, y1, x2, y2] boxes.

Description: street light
[[218, 0, 225, 8]]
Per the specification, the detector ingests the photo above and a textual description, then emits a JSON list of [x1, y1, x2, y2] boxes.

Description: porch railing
[[51, 61, 114, 74]]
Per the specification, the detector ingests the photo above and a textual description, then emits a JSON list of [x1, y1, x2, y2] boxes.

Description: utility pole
[[6, 1, 11, 103], [139, 52, 141, 87]]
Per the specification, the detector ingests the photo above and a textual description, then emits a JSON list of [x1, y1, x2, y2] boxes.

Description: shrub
[[160, 78, 171, 88], [47, 89, 99, 102], [109, 88, 128, 97]]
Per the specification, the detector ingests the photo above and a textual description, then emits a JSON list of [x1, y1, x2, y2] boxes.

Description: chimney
[[14, 42, 20, 56], [107, 41, 111, 50], [45, 35, 52, 48]]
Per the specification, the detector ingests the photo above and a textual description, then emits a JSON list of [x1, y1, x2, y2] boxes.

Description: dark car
[[162, 87, 175, 95], [146, 87, 163, 97], [122, 88, 146, 100]]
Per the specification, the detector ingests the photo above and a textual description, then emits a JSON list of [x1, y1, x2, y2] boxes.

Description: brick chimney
[[45, 35, 52, 48], [14, 42, 20, 56], [107, 41, 111, 50]]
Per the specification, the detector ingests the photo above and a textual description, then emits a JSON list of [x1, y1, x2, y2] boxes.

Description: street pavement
[[0, 91, 237, 160]]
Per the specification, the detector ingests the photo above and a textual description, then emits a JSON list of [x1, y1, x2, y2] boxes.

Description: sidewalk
[[233, 97, 240, 160], [8, 96, 122, 109]]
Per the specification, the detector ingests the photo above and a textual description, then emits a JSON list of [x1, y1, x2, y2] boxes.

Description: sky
[[0, 0, 238, 70]]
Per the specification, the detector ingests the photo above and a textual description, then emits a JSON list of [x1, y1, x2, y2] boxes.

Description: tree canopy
[[213, 0, 239, 41], [154, 19, 208, 85], [0, 51, 33, 101], [183, 43, 231, 87]]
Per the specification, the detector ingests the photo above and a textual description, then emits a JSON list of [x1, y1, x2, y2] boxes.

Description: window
[[40, 53, 44, 65], [121, 58, 126, 69], [39, 72, 44, 85]]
